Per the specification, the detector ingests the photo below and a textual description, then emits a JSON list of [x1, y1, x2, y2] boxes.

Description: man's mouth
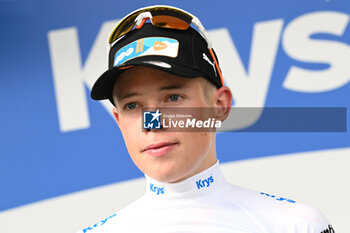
[[142, 142, 178, 157]]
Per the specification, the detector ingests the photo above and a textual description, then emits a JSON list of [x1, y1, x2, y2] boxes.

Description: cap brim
[[91, 58, 206, 103]]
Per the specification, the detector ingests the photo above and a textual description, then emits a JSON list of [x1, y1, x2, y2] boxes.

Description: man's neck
[[144, 161, 229, 199]]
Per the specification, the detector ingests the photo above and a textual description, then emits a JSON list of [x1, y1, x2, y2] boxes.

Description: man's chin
[[146, 164, 188, 183]]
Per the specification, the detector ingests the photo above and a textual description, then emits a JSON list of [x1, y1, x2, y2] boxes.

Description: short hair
[[198, 77, 217, 103]]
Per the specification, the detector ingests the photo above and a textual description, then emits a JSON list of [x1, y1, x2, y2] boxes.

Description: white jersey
[[77, 162, 334, 233]]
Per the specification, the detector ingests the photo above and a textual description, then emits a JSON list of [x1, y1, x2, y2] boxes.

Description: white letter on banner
[[48, 28, 90, 132], [209, 19, 283, 130], [48, 20, 117, 132], [282, 11, 350, 92]]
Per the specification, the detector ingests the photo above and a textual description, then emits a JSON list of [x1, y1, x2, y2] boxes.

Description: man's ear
[[112, 107, 120, 127], [213, 86, 233, 122]]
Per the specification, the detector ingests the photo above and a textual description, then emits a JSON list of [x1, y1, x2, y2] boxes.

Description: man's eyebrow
[[118, 92, 141, 101], [158, 84, 190, 91]]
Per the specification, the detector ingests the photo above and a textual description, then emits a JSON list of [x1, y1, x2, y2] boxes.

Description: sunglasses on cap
[[108, 5, 224, 87]]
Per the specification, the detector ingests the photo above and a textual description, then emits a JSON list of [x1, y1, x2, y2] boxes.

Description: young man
[[77, 5, 334, 233]]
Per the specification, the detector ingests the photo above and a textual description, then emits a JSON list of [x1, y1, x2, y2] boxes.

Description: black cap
[[91, 23, 222, 105]]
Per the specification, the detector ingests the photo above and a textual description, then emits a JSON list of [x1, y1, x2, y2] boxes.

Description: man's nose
[[142, 124, 165, 133], [142, 108, 167, 134]]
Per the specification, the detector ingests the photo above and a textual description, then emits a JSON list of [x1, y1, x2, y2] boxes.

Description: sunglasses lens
[[152, 15, 190, 30], [110, 15, 138, 43], [110, 8, 193, 44], [118, 21, 135, 37]]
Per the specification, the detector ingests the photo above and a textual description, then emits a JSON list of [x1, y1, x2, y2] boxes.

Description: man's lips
[[142, 142, 178, 157]]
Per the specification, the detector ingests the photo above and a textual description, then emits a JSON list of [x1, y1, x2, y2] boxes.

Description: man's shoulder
[[227, 184, 334, 233], [75, 196, 145, 233], [75, 212, 118, 233]]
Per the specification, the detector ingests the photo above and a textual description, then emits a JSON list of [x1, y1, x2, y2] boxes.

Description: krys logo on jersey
[[142, 109, 222, 131], [196, 175, 215, 190], [150, 183, 165, 195]]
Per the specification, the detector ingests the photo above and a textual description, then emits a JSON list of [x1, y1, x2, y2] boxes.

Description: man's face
[[112, 66, 218, 183]]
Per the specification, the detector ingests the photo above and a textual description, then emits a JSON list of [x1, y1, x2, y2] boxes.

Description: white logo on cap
[[115, 48, 134, 65], [114, 37, 179, 67], [203, 53, 217, 76]]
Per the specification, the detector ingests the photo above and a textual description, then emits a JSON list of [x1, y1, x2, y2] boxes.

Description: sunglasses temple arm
[[191, 17, 213, 49]]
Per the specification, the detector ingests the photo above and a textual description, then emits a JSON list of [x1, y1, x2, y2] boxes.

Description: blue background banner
[[1, 0, 349, 214]]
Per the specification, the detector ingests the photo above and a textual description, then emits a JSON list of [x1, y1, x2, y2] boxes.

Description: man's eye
[[126, 103, 137, 110], [168, 95, 182, 102]]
